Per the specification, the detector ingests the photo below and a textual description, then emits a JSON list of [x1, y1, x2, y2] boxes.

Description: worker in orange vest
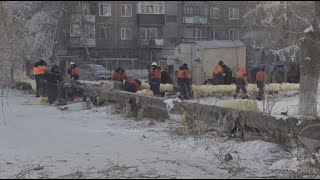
[[148, 62, 161, 96], [67, 62, 80, 80], [234, 66, 249, 99], [256, 67, 268, 100], [177, 63, 192, 100], [124, 78, 142, 93], [112, 67, 127, 82], [213, 60, 224, 85], [33, 59, 48, 97]]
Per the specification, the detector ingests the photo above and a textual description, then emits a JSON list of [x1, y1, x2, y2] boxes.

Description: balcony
[[70, 37, 96, 48], [139, 39, 164, 48], [183, 16, 207, 24], [137, 14, 165, 25], [71, 15, 95, 23]]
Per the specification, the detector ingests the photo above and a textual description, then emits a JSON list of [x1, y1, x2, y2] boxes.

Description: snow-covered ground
[[0, 90, 312, 178], [190, 91, 320, 119]]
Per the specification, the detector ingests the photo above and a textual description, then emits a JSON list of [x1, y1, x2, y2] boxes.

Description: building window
[[166, 15, 177, 23], [185, 27, 205, 39], [121, 27, 132, 40], [99, 3, 111, 16], [98, 27, 111, 40], [70, 23, 81, 37], [85, 24, 95, 38], [138, 2, 164, 14], [184, 5, 205, 16], [121, 4, 132, 17], [210, 7, 220, 19], [166, 37, 178, 46], [184, 6, 192, 15], [140, 27, 158, 39], [81, 3, 91, 15], [229, 29, 239, 40], [229, 8, 239, 20], [210, 30, 216, 40]]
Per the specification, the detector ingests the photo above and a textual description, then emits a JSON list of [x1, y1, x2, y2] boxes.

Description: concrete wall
[[75, 84, 320, 144]]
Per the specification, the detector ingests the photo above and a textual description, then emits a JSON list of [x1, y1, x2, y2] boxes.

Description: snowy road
[[0, 90, 303, 178]]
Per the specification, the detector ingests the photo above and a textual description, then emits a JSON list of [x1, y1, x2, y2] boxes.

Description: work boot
[[243, 94, 250, 99], [233, 93, 238, 99]]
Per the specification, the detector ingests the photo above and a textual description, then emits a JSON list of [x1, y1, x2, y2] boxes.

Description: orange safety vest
[[128, 79, 140, 91], [236, 67, 247, 78], [33, 66, 48, 75], [213, 65, 223, 75], [177, 70, 186, 79], [236, 67, 248, 84], [177, 70, 192, 79], [256, 71, 268, 81], [71, 67, 80, 76], [150, 68, 161, 79], [112, 71, 119, 80]]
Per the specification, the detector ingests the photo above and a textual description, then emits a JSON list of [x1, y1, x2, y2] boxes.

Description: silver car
[[79, 64, 111, 81]]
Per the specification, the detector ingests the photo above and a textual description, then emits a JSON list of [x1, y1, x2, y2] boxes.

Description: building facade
[[53, 1, 259, 74]]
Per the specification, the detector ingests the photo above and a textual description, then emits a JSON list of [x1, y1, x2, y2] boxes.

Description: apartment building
[[53, 1, 258, 73]]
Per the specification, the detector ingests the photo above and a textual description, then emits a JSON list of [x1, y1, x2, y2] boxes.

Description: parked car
[[79, 64, 111, 81]]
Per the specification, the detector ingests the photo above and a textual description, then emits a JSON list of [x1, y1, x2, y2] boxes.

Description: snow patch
[[304, 26, 314, 33], [269, 159, 301, 171], [164, 98, 182, 111]]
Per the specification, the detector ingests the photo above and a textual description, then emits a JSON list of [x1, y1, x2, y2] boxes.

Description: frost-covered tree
[[243, 1, 320, 118], [0, 1, 75, 82]]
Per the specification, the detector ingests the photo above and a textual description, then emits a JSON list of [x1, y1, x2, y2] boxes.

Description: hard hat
[[70, 62, 75, 65], [151, 62, 157, 66]]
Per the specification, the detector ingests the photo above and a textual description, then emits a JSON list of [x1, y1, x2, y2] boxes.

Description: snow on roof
[[191, 40, 245, 49]]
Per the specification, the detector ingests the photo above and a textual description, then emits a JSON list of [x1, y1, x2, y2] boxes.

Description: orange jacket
[[213, 65, 223, 75], [127, 79, 140, 91], [150, 68, 161, 79], [112, 71, 128, 81], [256, 71, 268, 82], [236, 67, 246, 78], [236, 67, 248, 84], [177, 70, 192, 79], [33, 65, 48, 75]]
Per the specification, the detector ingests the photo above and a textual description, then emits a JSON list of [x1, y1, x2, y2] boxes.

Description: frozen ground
[[0, 89, 311, 178]]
